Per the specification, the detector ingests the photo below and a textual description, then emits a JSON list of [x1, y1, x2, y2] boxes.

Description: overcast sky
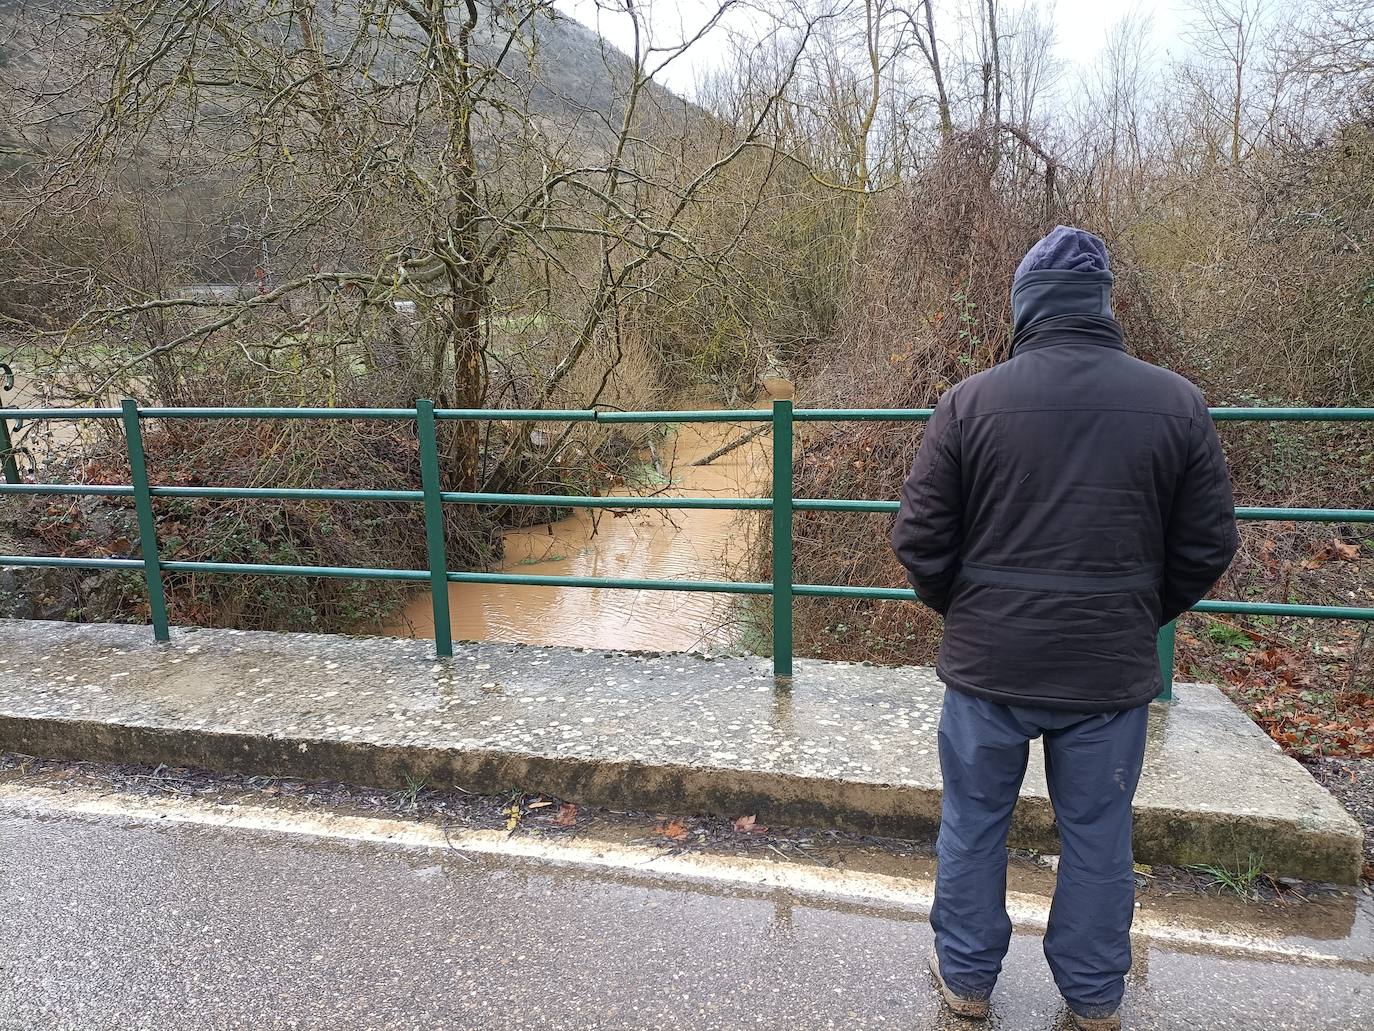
[[555, 1, 1190, 96]]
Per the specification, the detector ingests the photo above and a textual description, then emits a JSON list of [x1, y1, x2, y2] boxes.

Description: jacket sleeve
[[889, 395, 963, 615], [1160, 401, 1239, 626]]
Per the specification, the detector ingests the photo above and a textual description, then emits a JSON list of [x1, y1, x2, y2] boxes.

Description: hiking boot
[[1065, 1006, 1121, 1030], [926, 946, 990, 1020]]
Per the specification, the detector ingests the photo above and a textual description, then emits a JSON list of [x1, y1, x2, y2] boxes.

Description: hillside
[[0, 1, 690, 283], [0, 1, 676, 123]]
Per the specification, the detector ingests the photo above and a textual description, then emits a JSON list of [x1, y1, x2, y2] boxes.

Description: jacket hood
[[1011, 269, 1115, 337], [1010, 312, 1124, 356]]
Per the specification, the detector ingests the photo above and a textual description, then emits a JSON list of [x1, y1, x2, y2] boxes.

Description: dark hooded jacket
[[890, 260, 1238, 711]]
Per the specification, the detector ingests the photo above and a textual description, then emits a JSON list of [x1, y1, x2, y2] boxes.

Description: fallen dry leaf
[[656, 818, 690, 842], [554, 803, 578, 828], [1304, 538, 1361, 568], [1258, 538, 1278, 571]]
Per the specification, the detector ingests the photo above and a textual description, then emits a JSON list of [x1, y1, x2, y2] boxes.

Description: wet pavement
[[1, 781, 1371, 1031], [0, 620, 1361, 880]]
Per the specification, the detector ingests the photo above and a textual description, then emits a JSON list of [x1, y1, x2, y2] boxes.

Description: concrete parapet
[[0, 620, 1361, 883]]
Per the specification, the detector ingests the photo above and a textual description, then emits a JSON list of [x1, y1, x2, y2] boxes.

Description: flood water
[[1, 367, 83, 465], [385, 383, 792, 652]]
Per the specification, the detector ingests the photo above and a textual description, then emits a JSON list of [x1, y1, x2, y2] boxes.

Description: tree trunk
[[918, 1, 953, 142], [447, 267, 486, 491], [440, 0, 487, 492], [1232, 19, 1244, 165], [984, 0, 1002, 175]]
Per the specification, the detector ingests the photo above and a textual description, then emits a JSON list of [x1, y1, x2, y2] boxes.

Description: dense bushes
[[3, 408, 437, 631], [774, 125, 1374, 724]]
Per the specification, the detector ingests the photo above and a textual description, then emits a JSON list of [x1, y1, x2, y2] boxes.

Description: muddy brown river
[[384, 383, 792, 652], [1, 368, 89, 463]]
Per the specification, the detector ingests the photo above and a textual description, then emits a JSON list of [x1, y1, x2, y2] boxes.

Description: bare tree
[[1, 0, 814, 490], [908, 0, 954, 141], [1182, 0, 1271, 165]]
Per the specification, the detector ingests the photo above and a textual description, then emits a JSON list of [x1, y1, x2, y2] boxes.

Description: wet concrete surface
[[1, 786, 1371, 1031], [0, 620, 1361, 880]]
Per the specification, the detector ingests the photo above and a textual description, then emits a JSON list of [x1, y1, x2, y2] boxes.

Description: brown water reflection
[[386, 383, 791, 652]]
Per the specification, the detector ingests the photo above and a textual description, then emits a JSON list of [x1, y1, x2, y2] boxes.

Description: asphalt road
[[1, 790, 1371, 1030]]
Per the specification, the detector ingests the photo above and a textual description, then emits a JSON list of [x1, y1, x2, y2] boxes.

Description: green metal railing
[[3, 400, 1373, 699]]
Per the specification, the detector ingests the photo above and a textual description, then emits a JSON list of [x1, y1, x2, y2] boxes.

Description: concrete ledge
[[0, 620, 1362, 883]]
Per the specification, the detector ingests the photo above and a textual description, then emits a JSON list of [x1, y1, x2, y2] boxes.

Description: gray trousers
[[932, 687, 1149, 1017]]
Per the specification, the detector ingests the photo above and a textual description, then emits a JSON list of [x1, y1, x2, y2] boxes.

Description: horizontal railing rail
[[3, 400, 1372, 699]]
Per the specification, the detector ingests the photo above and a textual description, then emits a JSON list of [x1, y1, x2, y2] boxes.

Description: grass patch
[[513, 553, 569, 566], [1190, 853, 1264, 897], [622, 460, 671, 490], [737, 596, 773, 657], [396, 774, 427, 808]]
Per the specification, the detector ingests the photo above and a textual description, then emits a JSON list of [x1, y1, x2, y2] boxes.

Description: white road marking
[[0, 782, 1366, 967]]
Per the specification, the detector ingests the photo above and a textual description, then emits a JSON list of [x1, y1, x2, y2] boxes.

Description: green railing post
[[121, 399, 170, 642], [772, 399, 794, 681], [1156, 621, 1176, 702], [416, 400, 453, 658]]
